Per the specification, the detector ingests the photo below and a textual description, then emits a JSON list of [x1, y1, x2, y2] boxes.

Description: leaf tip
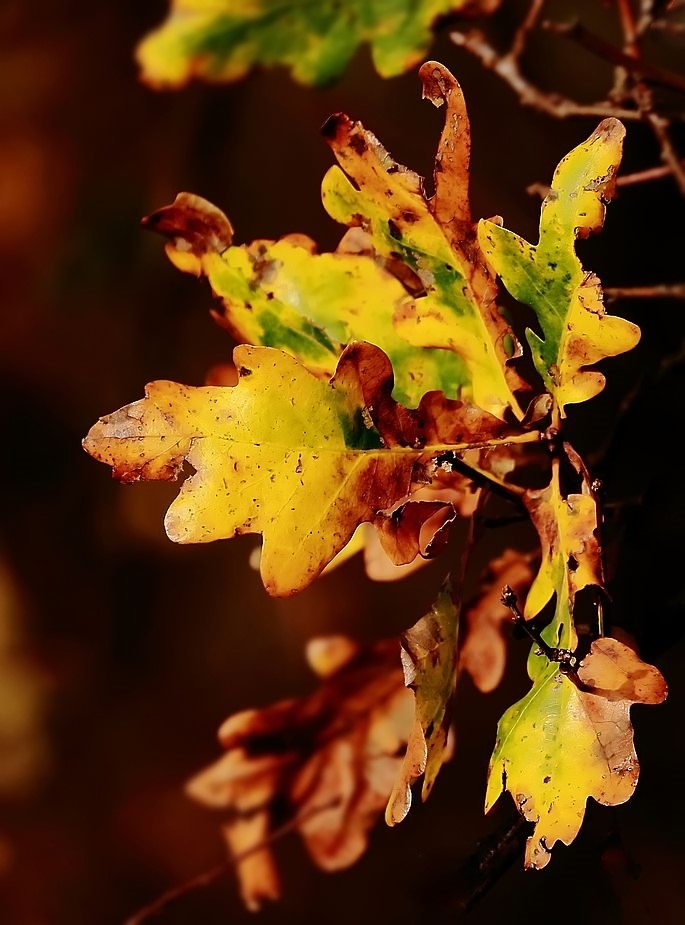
[[320, 112, 352, 143], [419, 60, 458, 108], [141, 192, 234, 258]]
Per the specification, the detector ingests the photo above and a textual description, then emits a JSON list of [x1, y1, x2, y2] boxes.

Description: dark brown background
[[1, 2, 684, 923]]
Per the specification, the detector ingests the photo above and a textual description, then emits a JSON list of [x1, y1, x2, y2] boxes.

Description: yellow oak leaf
[[84, 341, 535, 595], [485, 638, 666, 869], [143, 193, 466, 408], [84, 344, 419, 595]]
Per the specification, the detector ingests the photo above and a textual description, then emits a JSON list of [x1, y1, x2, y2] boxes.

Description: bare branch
[[450, 28, 640, 120], [617, 162, 683, 185], [510, 0, 547, 59], [604, 284, 685, 300], [544, 19, 685, 95]]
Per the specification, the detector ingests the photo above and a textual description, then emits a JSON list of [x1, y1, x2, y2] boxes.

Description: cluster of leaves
[[85, 61, 667, 905]]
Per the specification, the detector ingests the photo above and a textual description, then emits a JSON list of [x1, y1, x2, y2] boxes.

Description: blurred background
[[1, 1, 685, 923]]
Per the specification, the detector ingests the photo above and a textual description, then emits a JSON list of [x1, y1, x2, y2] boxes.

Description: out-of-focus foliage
[[137, 0, 500, 89], [186, 635, 411, 910], [459, 549, 534, 693], [0, 559, 49, 798]]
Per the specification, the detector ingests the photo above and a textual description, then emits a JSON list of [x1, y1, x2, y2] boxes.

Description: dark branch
[[544, 19, 685, 96]]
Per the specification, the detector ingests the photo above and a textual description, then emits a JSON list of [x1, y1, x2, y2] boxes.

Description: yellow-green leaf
[[478, 119, 640, 414], [143, 192, 466, 408], [485, 639, 666, 869], [137, 1, 499, 89], [386, 582, 459, 824], [321, 61, 523, 420]]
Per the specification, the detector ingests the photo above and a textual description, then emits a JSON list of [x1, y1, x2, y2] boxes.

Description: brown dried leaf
[[186, 636, 412, 909]]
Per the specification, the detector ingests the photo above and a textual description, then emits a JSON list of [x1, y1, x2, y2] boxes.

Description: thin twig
[[637, 90, 685, 194], [125, 798, 341, 924], [545, 19, 685, 95], [617, 0, 641, 55], [501, 585, 579, 672], [450, 28, 640, 120], [649, 19, 685, 32], [604, 284, 685, 299], [617, 162, 683, 185], [125, 865, 227, 925], [612, 0, 641, 103], [510, 0, 547, 59]]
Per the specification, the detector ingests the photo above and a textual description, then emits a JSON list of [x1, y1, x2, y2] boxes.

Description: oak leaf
[[478, 119, 640, 414], [84, 343, 417, 595], [485, 638, 666, 869], [386, 583, 459, 824], [186, 635, 412, 909], [137, 1, 500, 89], [84, 341, 533, 595]]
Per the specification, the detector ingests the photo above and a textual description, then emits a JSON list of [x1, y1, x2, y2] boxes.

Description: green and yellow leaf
[[145, 64, 530, 416], [137, 0, 500, 89], [485, 638, 667, 869], [478, 119, 640, 414], [143, 193, 465, 408], [322, 61, 524, 420], [386, 582, 459, 824]]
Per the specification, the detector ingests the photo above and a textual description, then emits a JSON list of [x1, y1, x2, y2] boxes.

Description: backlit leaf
[[386, 582, 459, 824], [145, 64, 531, 415], [137, 1, 500, 89], [485, 639, 666, 869], [84, 344, 411, 595], [478, 119, 640, 414]]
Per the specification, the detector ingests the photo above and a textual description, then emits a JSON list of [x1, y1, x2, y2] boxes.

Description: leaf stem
[[501, 585, 578, 672]]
